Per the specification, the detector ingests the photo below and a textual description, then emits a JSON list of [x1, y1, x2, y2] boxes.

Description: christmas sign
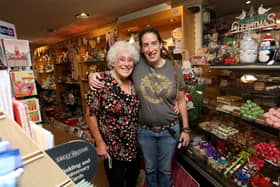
[[230, 4, 276, 33]]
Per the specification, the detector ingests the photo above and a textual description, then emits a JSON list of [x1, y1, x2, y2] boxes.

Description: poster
[[2, 39, 31, 67], [10, 70, 38, 98]]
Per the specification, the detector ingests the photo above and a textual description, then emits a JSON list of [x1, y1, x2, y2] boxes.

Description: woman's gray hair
[[106, 41, 140, 69]]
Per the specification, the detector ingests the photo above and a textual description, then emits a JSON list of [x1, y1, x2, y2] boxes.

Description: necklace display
[[110, 71, 131, 95]]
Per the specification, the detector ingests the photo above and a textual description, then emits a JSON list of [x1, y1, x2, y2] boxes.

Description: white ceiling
[[0, 0, 279, 46]]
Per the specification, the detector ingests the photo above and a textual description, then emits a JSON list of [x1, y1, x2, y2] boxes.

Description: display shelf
[[203, 100, 280, 137], [178, 149, 233, 187], [178, 147, 280, 187], [0, 109, 75, 187], [209, 64, 280, 70]]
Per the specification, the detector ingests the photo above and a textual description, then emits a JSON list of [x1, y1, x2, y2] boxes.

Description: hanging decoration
[[230, 4, 276, 33]]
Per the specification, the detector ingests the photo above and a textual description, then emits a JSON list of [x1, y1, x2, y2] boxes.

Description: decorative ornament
[[235, 9, 246, 20], [258, 4, 271, 15], [89, 39, 96, 49], [258, 33, 276, 64]]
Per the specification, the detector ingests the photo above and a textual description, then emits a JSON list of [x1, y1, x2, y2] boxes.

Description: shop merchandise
[[264, 108, 280, 128], [0, 70, 14, 119], [2, 39, 31, 67], [239, 31, 258, 63], [258, 33, 276, 64]]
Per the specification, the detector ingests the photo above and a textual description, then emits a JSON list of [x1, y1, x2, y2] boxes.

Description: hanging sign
[[0, 20, 17, 39], [230, 5, 276, 33]]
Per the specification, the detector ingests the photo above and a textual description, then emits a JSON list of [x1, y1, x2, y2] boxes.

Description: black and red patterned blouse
[[87, 72, 140, 161]]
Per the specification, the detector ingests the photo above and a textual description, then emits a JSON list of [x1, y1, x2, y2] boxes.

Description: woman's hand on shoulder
[[89, 72, 105, 90]]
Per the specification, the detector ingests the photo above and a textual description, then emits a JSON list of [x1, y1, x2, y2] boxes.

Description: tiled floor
[[43, 124, 109, 187]]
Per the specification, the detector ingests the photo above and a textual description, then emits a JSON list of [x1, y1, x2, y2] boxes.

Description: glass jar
[[239, 31, 258, 63]]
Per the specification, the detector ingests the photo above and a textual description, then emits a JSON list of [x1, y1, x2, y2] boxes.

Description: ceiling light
[[75, 12, 90, 19], [128, 33, 135, 44], [246, 1, 251, 5], [169, 18, 176, 22]]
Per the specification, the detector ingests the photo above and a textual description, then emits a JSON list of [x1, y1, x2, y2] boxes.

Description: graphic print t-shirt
[[132, 58, 185, 127]]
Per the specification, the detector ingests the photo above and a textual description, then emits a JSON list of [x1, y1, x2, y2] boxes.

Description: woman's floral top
[[87, 72, 140, 161]]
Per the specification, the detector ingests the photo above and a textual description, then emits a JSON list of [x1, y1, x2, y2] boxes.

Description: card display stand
[[0, 109, 75, 187]]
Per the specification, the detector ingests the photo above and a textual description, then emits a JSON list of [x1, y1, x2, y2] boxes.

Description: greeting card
[[2, 39, 31, 67], [22, 97, 42, 123], [10, 70, 37, 98]]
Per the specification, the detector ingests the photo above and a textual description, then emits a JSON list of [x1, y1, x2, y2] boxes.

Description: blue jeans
[[137, 121, 180, 187]]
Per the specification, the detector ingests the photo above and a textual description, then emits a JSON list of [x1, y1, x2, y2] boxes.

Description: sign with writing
[[0, 21, 17, 39], [230, 5, 276, 33], [46, 140, 98, 184]]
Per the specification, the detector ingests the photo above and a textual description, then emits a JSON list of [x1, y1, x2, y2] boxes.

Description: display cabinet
[[179, 64, 280, 186]]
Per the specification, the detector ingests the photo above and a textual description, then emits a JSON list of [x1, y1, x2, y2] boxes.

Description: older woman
[[86, 41, 140, 187]]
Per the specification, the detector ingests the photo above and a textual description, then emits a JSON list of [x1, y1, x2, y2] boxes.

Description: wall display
[[10, 70, 37, 98], [2, 39, 31, 67]]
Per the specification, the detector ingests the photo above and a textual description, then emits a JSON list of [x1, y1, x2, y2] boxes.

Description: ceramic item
[[258, 33, 276, 63]]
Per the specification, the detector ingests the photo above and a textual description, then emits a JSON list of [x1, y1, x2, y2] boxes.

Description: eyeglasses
[[117, 56, 134, 63]]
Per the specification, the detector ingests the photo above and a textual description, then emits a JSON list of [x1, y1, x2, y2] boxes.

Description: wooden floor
[[43, 124, 109, 187]]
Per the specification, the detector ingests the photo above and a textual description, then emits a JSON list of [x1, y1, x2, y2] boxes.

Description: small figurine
[[258, 33, 276, 64], [258, 4, 271, 15], [235, 9, 246, 20], [248, 6, 255, 17]]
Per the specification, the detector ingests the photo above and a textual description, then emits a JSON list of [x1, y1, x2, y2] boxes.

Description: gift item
[[239, 31, 258, 63], [240, 100, 264, 120], [249, 173, 273, 187], [224, 151, 251, 176], [264, 108, 280, 128], [2, 39, 32, 67], [255, 142, 280, 164], [211, 124, 239, 140], [258, 33, 276, 64], [10, 70, 38, 98]]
